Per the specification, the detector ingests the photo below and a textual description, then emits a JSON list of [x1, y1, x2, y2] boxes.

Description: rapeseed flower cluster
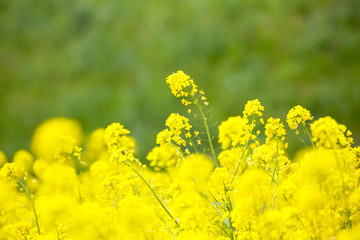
[[0, 71, 359, 239]]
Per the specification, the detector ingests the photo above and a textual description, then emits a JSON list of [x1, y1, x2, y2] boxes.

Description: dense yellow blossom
[[311, 116, 353, 149], [265, 117, 286, 143], [1, 72, 360, 239], [53, 135, 83, 168], [31, 117, 83, 161], [243, 99, 264, 118], [0, 162, 20, 186], [13, 150, 34, 177], [147, 145, 179, 171], [218, 116, 255, 149], [104, 122, 136, 166], [166, 70, 198, 98], [286, 105, 312, 132], [149, 113, 195, 170], [218, 147, 247, 172]]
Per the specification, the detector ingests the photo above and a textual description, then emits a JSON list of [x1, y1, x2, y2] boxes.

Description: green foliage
[[1, 0, 359, 158]]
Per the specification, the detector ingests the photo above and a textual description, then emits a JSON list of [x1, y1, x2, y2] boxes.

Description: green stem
[[158, 215, 177, 240], [303, 123, 316, 150], [132, 168, 179, 227], [193, 179, 223, 217], [327, 136, 349, 224], [218, 224, 231, 238], [194, 100, 219, 167], [220, 182, 235, 240], [271, 141, 279, 211], [110, 183, 121, 202], [230, 142, 248, 184], [231, 117, 255, 184], [17, 179, 41, 235], [260, 140, 279, 214], [181, 87, 219, 166], [169, 141, 185, 164], [189, 138, 199, 154]]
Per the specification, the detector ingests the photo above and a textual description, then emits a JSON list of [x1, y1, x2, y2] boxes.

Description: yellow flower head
[[0, 163, 19, 185], [31, 117, 83, 162], [311, 116, 353, 149], [159, 113, 192, 147], [147, 145, 179, 171], [218, 116, 254, 149], [178, 154, 214, 183], [265, 117, 286, 142], [165, 113, 192, 133], [206, 167, 233, 201], [104, 122, 136, 165], [286, 105, 312, 131], [53, 135, 83, 167], [243, 99, 265, 118], [166, 70, 198, 99], [13, 150, 34, 177]]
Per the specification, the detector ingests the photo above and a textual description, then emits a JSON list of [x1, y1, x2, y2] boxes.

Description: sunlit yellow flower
[[287, 105, 312, 133], [104, 122, 136, 165], [218, 116, 254, 149], [31, 117, 83, 162], [166, 70, 198, 99], [265, 117, 286, 142], [311, 116, 353, 149], [243, 99, 264, 118]]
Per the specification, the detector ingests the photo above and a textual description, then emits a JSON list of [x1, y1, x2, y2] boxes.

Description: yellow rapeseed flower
[[104, 122, 136, 165], [13, 150, 34, 177], [166, 70, 198, 98], [31, 117, 83, 162], [218, 116, 254, 149], [243, 99, 265, 118], [265, 117, 286, 143], [311, 116, 353, 149], [286, 105, 312, 133]]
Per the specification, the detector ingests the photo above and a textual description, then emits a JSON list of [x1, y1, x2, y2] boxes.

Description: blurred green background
[[1, 0, 359, 160]]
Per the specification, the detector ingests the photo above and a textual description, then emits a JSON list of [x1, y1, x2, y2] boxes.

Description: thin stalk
[[222, 183, 234, 240], [271, 141, 279, 211], [231, 117, 255, 184], [159, 215, 177, 240], [110, 183, 121, 202], [193, 179, 223, 217], [167, 223, 177, 240], [179, 87, 219, 166], [132, 168, 179, 227], [327, 136, 350, 224], [78, 189, 83, 204], [186, 91, 219, 167], [189, 138, 199, 154], [169, 141, 185, 161], [17, 179, 41, 235], [218, 224, 231, 238], [303, 123, 316, 150], [195, 101, 219, 167], [260, 141, 279, 214], [230, 142, 248, 184], [54, 222, 61, 240]]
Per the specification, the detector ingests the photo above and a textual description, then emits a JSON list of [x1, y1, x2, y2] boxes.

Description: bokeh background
[[1, 0, 360, 159]]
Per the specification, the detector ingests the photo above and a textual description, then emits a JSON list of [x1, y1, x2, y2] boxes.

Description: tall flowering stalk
[[166, 70, 219, 167]]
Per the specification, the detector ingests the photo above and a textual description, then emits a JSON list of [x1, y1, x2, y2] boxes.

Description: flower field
[[1, 71, 359, 239]]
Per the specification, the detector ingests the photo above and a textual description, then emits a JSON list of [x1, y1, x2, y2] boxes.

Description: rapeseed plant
[[0, 70, 359, 239]]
